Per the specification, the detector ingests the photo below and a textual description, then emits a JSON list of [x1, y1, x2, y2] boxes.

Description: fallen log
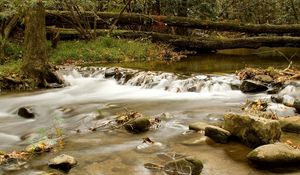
[[52, 28, 300, 51], [46, 11, 300, 35]]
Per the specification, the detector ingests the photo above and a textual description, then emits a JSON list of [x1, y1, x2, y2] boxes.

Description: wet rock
[[187, 86, 197, 92], [224, 113, 281, 148], [204, 126, 231, 144], [164, 158, 203, 175], [104, 68, 116, 78], [280, 116, 300, 133], [189, 121, 210, 131], [26, 138, 58, 153], [48, 154, 77, 172], [282, 95, 295, 107], [294, 99, 300, 113], [247, 143, 300, 166], [114, 73, 123, 81], [45, 83, 64, 89], [240, 80, 268, 93], [17, 107, 35, 119], [123, 72, 135, 84], [271, 95, 283, 103], [255, 75, 273, 83], [124, 117, 151, 133]]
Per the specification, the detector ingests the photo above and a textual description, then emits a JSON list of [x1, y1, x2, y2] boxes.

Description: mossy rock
[[124, 116, 151, 133], [164, 158, 203, 175]]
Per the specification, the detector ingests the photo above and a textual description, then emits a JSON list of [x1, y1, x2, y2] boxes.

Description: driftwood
[[51, 28, 300, 51], [46, 11, 300, 35]]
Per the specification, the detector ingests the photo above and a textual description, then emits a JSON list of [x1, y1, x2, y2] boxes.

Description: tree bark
[[46, 11, 300, 35], [22, 2, 63, 87]]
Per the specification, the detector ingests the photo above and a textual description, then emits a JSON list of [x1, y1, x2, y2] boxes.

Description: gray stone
[[280, 116, 300, 133], [104, 68, 116, 78], [18, 107, 35, 119], [164, 158, 203, 175], [204, 126, 231, 143], [240, 80, 268, 93], [247, 143, 300, 166], [224, 113, 281, 148], [124, 117, 151, 133], [282, 95, 295, 107], [271, 95, 283, 103], [48, 154, 77, 172], [189, 121, 210, 131]]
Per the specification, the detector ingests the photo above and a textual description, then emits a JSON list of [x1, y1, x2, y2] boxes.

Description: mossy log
[[46, 11, 300, 35], [52, 28, 300, 51]]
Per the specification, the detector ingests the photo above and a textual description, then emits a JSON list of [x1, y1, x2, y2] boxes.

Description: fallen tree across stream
[[46, 11, 300, 36], [51, 29, 300, 52]]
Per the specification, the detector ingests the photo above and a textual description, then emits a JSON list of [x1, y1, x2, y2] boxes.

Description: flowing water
[[0, 51, 300, 175]]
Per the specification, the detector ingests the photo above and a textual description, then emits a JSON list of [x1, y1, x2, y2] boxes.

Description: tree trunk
[[0, 43, 5, 64], [22, 2, 63, 88], [46, 11, 300, 36], [53, 28, 300, 51]]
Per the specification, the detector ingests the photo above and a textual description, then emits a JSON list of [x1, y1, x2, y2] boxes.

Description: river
[[0, 50, 300, 175]]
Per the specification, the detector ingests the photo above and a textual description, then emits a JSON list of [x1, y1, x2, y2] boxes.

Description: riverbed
[[0, 51, 300, 175]]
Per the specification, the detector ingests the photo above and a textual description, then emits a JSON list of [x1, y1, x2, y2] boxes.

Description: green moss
[[0, 60, 22, 76], [50, 37, 165, 64]]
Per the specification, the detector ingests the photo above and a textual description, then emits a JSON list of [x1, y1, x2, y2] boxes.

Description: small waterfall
[[67, 67, 241, 94]]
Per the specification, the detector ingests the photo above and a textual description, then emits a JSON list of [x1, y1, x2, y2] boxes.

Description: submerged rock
[[26, 138, 58, 153], [164, 158, 203, 175], [247, 143, 300, 166], [240, 80, 268, 93], [124, 116, 151, 133], [279, 116, 300, 133], [189, 121, 211, 131], [224, 113, 281, 148], [204, 126, 231, 144], [48, 154, 77, 172], [18, 107, 35, 119]]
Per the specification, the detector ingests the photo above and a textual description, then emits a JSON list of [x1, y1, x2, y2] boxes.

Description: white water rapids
[[0, 67, 246, 150]]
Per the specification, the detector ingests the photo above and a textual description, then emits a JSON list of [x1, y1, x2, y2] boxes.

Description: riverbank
[[0, 37, 183, 92]]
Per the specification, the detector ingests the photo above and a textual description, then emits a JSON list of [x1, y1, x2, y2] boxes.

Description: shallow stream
[[1, 50, 300, 175]]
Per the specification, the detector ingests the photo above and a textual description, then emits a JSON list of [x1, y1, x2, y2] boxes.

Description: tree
[[22, 0, 63, 87], [0, 0, 21, 64]]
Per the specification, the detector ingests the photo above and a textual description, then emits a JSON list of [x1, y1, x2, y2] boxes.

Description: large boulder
[[204, 126, 231, 144], [240, 80, 268, 93], [247, 143, 300, 166], [48, 154, 77, 172], [164, 158, 203, 175], [224, 113, 281, 148], [279, 116, 300, 133], [124, 116, 151, 133]]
